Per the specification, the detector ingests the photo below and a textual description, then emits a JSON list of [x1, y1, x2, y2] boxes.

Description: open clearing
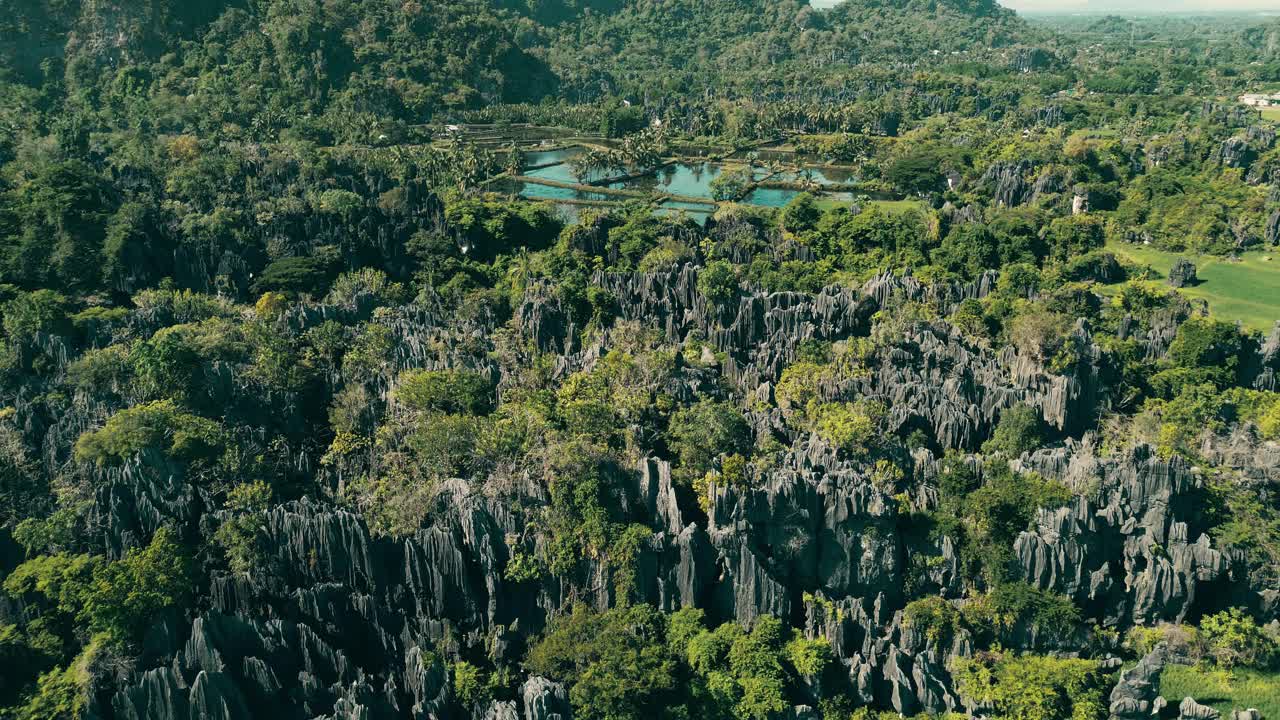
[[1104, 241, 1280, 333], [814, 197, 923, 214]]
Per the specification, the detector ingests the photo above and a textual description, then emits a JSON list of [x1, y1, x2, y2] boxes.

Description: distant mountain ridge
[[542, 0, 1036, 100]]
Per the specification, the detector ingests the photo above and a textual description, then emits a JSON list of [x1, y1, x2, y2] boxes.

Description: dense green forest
[[1, 0, 1280, 718]]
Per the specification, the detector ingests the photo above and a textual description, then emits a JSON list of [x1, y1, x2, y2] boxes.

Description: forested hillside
[[1, 1, 1280, 719], [542, 0, 1032, 101]]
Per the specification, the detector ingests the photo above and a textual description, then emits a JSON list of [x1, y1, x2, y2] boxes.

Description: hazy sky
[[1001, 0, 1278, 11], [810, 0, 1278, 12]]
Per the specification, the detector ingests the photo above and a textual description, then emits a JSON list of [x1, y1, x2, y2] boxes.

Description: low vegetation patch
[[1105, 241, 1280, 332], [1160, 665, 1280, 720]]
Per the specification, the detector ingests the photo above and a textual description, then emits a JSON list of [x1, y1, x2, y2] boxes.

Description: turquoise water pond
[[768, 166, 860, 185], [745, 187, 804, 207], [525, 162, 616, 184], [523, 146, 583, 167], [656, 199, 717, 224], [517, 159, 855, 209], [516, 182, 611, 202], [608, 162, 775, 199]]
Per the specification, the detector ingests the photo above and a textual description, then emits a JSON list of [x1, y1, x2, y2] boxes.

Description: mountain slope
[[546, 0, 1037, 100], [2, 0, 1040, 125], [1, 0, 557, 130]]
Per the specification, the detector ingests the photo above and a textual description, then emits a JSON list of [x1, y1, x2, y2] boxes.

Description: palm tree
[[505, 142, 523, 178], [505, 248, 538, 301], [799, 167, 818, 191]]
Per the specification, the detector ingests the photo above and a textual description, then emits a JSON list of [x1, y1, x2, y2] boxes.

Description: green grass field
[[1104, 241, 1280, 333], [1160, 665, 1280, 718], [1261, 107, 1280, 123], [867, 199, 925, 214], [815, 197, 923, 214]]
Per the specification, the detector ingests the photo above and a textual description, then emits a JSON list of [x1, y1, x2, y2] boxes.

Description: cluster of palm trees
[[571, 127, 670, 179], [459, 103, 606, 131], [346, 140, 502, 193], [461, 93, 926, 144], [699, 99, 910, 138]]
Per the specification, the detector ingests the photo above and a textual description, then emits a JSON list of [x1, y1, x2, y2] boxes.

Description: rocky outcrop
[[706, 445, 901, 623], [1217, 137, 1257, 169], [981, 161, 1034, 207], [1200, 103, 1257, 130], [517, 281, 578, 355], [1035, 104, 1066, 127], [1108, 644, 1167, 720], [1179, 697, 1222, 720], [1255, 322, 1280, 392], [57, 254, 1263, 720], [1169, 259, 1198, 288], [1198, 428, 1280, 485], [803, 592, 962, 716], [1073, 189, 1090, 215], [1032, 169, 1066, 200], [1016, 443, 1230, 625], [479, 701, 520, 720], [1010, 47, 1054, 72], [1215, 127, 1275, 170], [99, 490, 505, 719], [521, 677, 570, 720]]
